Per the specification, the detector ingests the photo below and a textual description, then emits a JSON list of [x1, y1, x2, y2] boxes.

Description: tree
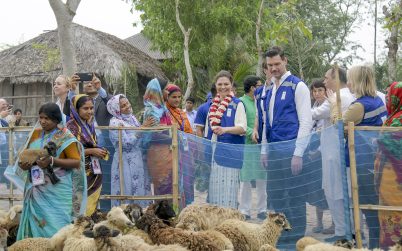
[[383, 0, 402, 82], [175, 0, 194, 102], [48, 0, 81, 77], [132, 0, 256, 99]]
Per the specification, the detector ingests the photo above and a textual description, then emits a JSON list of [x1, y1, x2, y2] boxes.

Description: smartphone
[[76, 73, 93, 82]]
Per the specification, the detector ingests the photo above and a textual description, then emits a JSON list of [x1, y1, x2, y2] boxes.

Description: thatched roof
[[125, 33, 171, 60], [0, 24, 166, 84]]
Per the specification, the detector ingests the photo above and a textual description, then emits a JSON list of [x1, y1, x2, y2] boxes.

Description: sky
[[0, 0, 387, 65]]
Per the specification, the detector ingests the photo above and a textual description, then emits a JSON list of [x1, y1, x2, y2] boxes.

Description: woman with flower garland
[[206, 70, 247, 208]]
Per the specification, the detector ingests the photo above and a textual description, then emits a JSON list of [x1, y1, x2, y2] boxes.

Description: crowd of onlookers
[[0, 45, 401, 250]]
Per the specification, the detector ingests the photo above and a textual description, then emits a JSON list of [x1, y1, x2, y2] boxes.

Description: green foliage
[[31, 43, 60, 72]]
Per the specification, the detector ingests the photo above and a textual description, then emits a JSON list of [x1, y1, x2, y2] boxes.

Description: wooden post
[[348, 122, 363, 248], [118, 128, 124, 204], [171, 125, 179, 212], [8, 127, 14, 208], [334, 63, 342, 120]]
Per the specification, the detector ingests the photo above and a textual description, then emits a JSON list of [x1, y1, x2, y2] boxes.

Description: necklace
[[209, 93, 233, 130]]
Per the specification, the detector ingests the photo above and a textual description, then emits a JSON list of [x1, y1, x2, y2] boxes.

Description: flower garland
[[209, 93, 233, 130]]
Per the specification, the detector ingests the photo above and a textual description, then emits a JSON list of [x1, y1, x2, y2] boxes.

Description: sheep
[[0, 204, 23, 247], [19, 141, 60, 184], [8, 237, 51, 251], [90, 209, 107, 224], [95, 206, 153, 245], [199, 229, 234, 250], [0, 227, 8, 251], [121, 203, 143, 224], [49, 215, 94, 251], [94, 206, 135, 231], [145, 200, 176, 226], [214, 212, 292, 251], [65, 224, 189, 251], [136, 213, 221, 251], [258, 244, 279, 251], [296, 236, 322, 251], [175, 204, 245, 231], [298, 237, 388, 251]]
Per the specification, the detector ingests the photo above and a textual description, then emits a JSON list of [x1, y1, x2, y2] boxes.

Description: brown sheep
[[136, 213, 221, 251]]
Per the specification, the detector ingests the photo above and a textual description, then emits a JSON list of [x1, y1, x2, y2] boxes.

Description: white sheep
[[298, 236, 390, 251], [8, 237, 51, 251], [214, 212, 292, 251], [175, 204, 245, 231], [64, 224, 189, 251], [296, 236, 322, 251], [95, 206, 153, 245], [49, 215, 94, 251]]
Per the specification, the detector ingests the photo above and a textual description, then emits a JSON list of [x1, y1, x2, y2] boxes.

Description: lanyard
[[40, 128, 58, 148]]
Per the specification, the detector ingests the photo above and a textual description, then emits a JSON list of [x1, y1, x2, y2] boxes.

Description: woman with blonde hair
[[343, 65, 387, 248], [53, 75, 71, 124]]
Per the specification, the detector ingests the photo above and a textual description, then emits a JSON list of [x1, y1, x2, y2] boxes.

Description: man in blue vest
[[252, 61, 271, 145], [261, 46, 313, 249]]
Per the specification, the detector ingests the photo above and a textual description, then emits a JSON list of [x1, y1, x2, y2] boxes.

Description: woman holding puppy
[[5, 103, 87, 239]]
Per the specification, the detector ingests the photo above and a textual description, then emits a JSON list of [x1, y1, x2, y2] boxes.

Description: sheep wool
[[215, 212, 291, 251], [258, 244, 279, 251], [8, 237, 51, 251], [296, 236, 321, 251], [200, 230, 234, 250], [176, 204, 244, 231], [136, 213, 221, 251], [49, 215, 94, 251]]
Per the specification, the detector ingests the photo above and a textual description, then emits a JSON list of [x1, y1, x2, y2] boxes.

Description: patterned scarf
[[166, 102, 193, 133], [143, 78, 172, 126], [106, 94, 140, 127], [67, 94, 97, 148], [384, 81, 402, 127], [208, 93, 234, 130], [164, 84, 193, 133]]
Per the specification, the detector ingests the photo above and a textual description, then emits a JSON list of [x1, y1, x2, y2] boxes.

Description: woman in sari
[[143, 78, 173, 196], [5, 103, 86, 239], [375, 81, 402, 248], [164, 84, 195, 206], [106, 94, 153, 207], [66, 95, 108, 217]]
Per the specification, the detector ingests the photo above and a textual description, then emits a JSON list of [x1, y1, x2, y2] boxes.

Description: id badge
[[227, 108, 232, 117], [31, 166, 45, 186], [182, 135, 189, 152], [91, 157, 102, 174]]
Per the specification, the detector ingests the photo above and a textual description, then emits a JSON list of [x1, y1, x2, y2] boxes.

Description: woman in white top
[[205, 70, 247, 208]]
